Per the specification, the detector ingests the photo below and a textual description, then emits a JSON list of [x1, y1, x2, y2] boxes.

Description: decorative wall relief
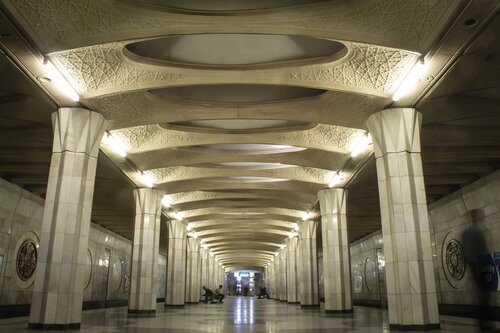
[[445, 239, 465, 280], [13, 232, 39, 289], [441, 232, 466, 289], [16, 240, 37, 281], [363, 257, 377, 292]]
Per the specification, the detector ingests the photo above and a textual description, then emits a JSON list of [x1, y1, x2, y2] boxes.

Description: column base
[[279, 300, 287, 303], [28, 322, 81, 330], [300, 304, 320, 308], [389, 323, 440, 331], [325, 309, 353, 314], [185, 302, 199, 304], [127, 309, 156, 316], [164, 304, 185, 308], [287, 301, 300, 304]]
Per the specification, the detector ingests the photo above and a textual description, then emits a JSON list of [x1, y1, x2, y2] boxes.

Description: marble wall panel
[[0, 177, 133, 308]]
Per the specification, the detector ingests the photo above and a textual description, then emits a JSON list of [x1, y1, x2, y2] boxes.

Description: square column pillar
[[286, 237, 299, 303], [273, 254, 280, 300], [165, 219, 187, 307], [207, 255, 214, 289], [29, 108, 106, 330], [366, 108, 439, 330], [200, 248, 209, 301], [298, 220, 319, 307], [279, 248, 287, 302], [128, 188, 163, 315], [318, 188, 353, 314], [185, 237, 201, 304]]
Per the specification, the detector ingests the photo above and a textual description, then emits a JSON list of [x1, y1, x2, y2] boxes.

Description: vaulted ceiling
[[0, 0, 499, 271]]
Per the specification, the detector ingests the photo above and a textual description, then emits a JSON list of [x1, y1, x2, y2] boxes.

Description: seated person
[[214, 285, 225, 303], [257, 287, 269, 299], [202, 286, 213, 303]]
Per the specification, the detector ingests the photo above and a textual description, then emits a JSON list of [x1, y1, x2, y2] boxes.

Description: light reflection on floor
[[0, 296, 497, 332]]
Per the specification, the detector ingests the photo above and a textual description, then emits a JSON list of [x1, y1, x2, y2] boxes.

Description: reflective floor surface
[[1, 297, 498, 333]]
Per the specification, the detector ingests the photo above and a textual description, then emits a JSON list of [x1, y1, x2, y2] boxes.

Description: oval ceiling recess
[[132, 0, 330, 12], [126, 34, 346, 66]]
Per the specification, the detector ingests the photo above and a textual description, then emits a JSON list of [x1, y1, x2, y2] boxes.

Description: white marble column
[[128, 188, 163, 315], [366, 108, 439, 330], [298, 220, 319, 307], [268, 261, 273, 298], [200, 248, 209, 301], [318, 188, 353, 314], [207, 255, 213, 290], [165, 219, 187, 307], [212, 258, 220, 288], [286, 237, 299, 303], [279, 248, 287, 302], [185, 237, 201, 304], [29, 108, 106, 330], [273, 255, 280, 300]]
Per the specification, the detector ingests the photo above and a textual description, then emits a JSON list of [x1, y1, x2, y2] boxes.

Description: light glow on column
[[162, 195, 172, 207], [328, 172, 344, 188], [351, 133, 372, 157], [103, 132, 127, 157], [174, 211, 184, 220], [42, 59, 80, 101], [393, 61, 426, 101], [138, 171, 154, 188]]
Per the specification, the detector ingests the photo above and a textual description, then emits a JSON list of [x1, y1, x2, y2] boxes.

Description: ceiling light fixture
[[351, 133, 372, 157], [301, 212, 310, 221], [103, 132, 127, 157], [138, 171, 154, 188], [393, 60, 426, 101], [186, 223, 192, 231], [42, 59, 80, 101], [328, 172, 344, 188], [209, 251, 214, 257], [162, 195, 172, 207], [280, 243, 286, 249], [288, 231, 298, 238], [201, 242, 208, 249], [292, 223, 299, 231], [174, 211, 184, 220]]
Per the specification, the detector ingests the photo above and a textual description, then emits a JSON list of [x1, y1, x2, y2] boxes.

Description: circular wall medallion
[[84, 249, 93, 291], [16, 240, 37, 281], [441, 231, 467, 290], [445, 239, 465, 280], [13, 232, 40, 288]]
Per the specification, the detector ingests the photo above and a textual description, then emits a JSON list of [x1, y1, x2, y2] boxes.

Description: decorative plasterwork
[[284, 43, 416, 95], [5, 0, 459, 52], [198, 228, 289, 237], [150, 166, 333, 185], [111, 124, 362, 154], [192, 219, 295, 230], [50, 41, 417, 98], [182, 207, 303, 220], [86, 90, 385, 130], [159, 178, 324, 195], [132, 148, 348, 171], [168, 191, 317, 207]]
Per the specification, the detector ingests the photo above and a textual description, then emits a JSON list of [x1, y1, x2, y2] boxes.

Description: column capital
[[200, 248, 209, 260], [52, 107, 107, 158], [299, 220, 317, 239], [168, 219, 187, 239], [187, 237, 200, 251], [133, 188, 163, 215], [286, 236, 298, 251], [318, 188, 347, 216], [366, 107, 422, 158]]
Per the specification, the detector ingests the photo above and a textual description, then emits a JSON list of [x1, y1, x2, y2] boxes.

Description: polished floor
[[0, 297, 497, 332]]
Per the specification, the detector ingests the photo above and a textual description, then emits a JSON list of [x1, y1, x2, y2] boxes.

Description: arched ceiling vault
[[1, 0, 496, 270]]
